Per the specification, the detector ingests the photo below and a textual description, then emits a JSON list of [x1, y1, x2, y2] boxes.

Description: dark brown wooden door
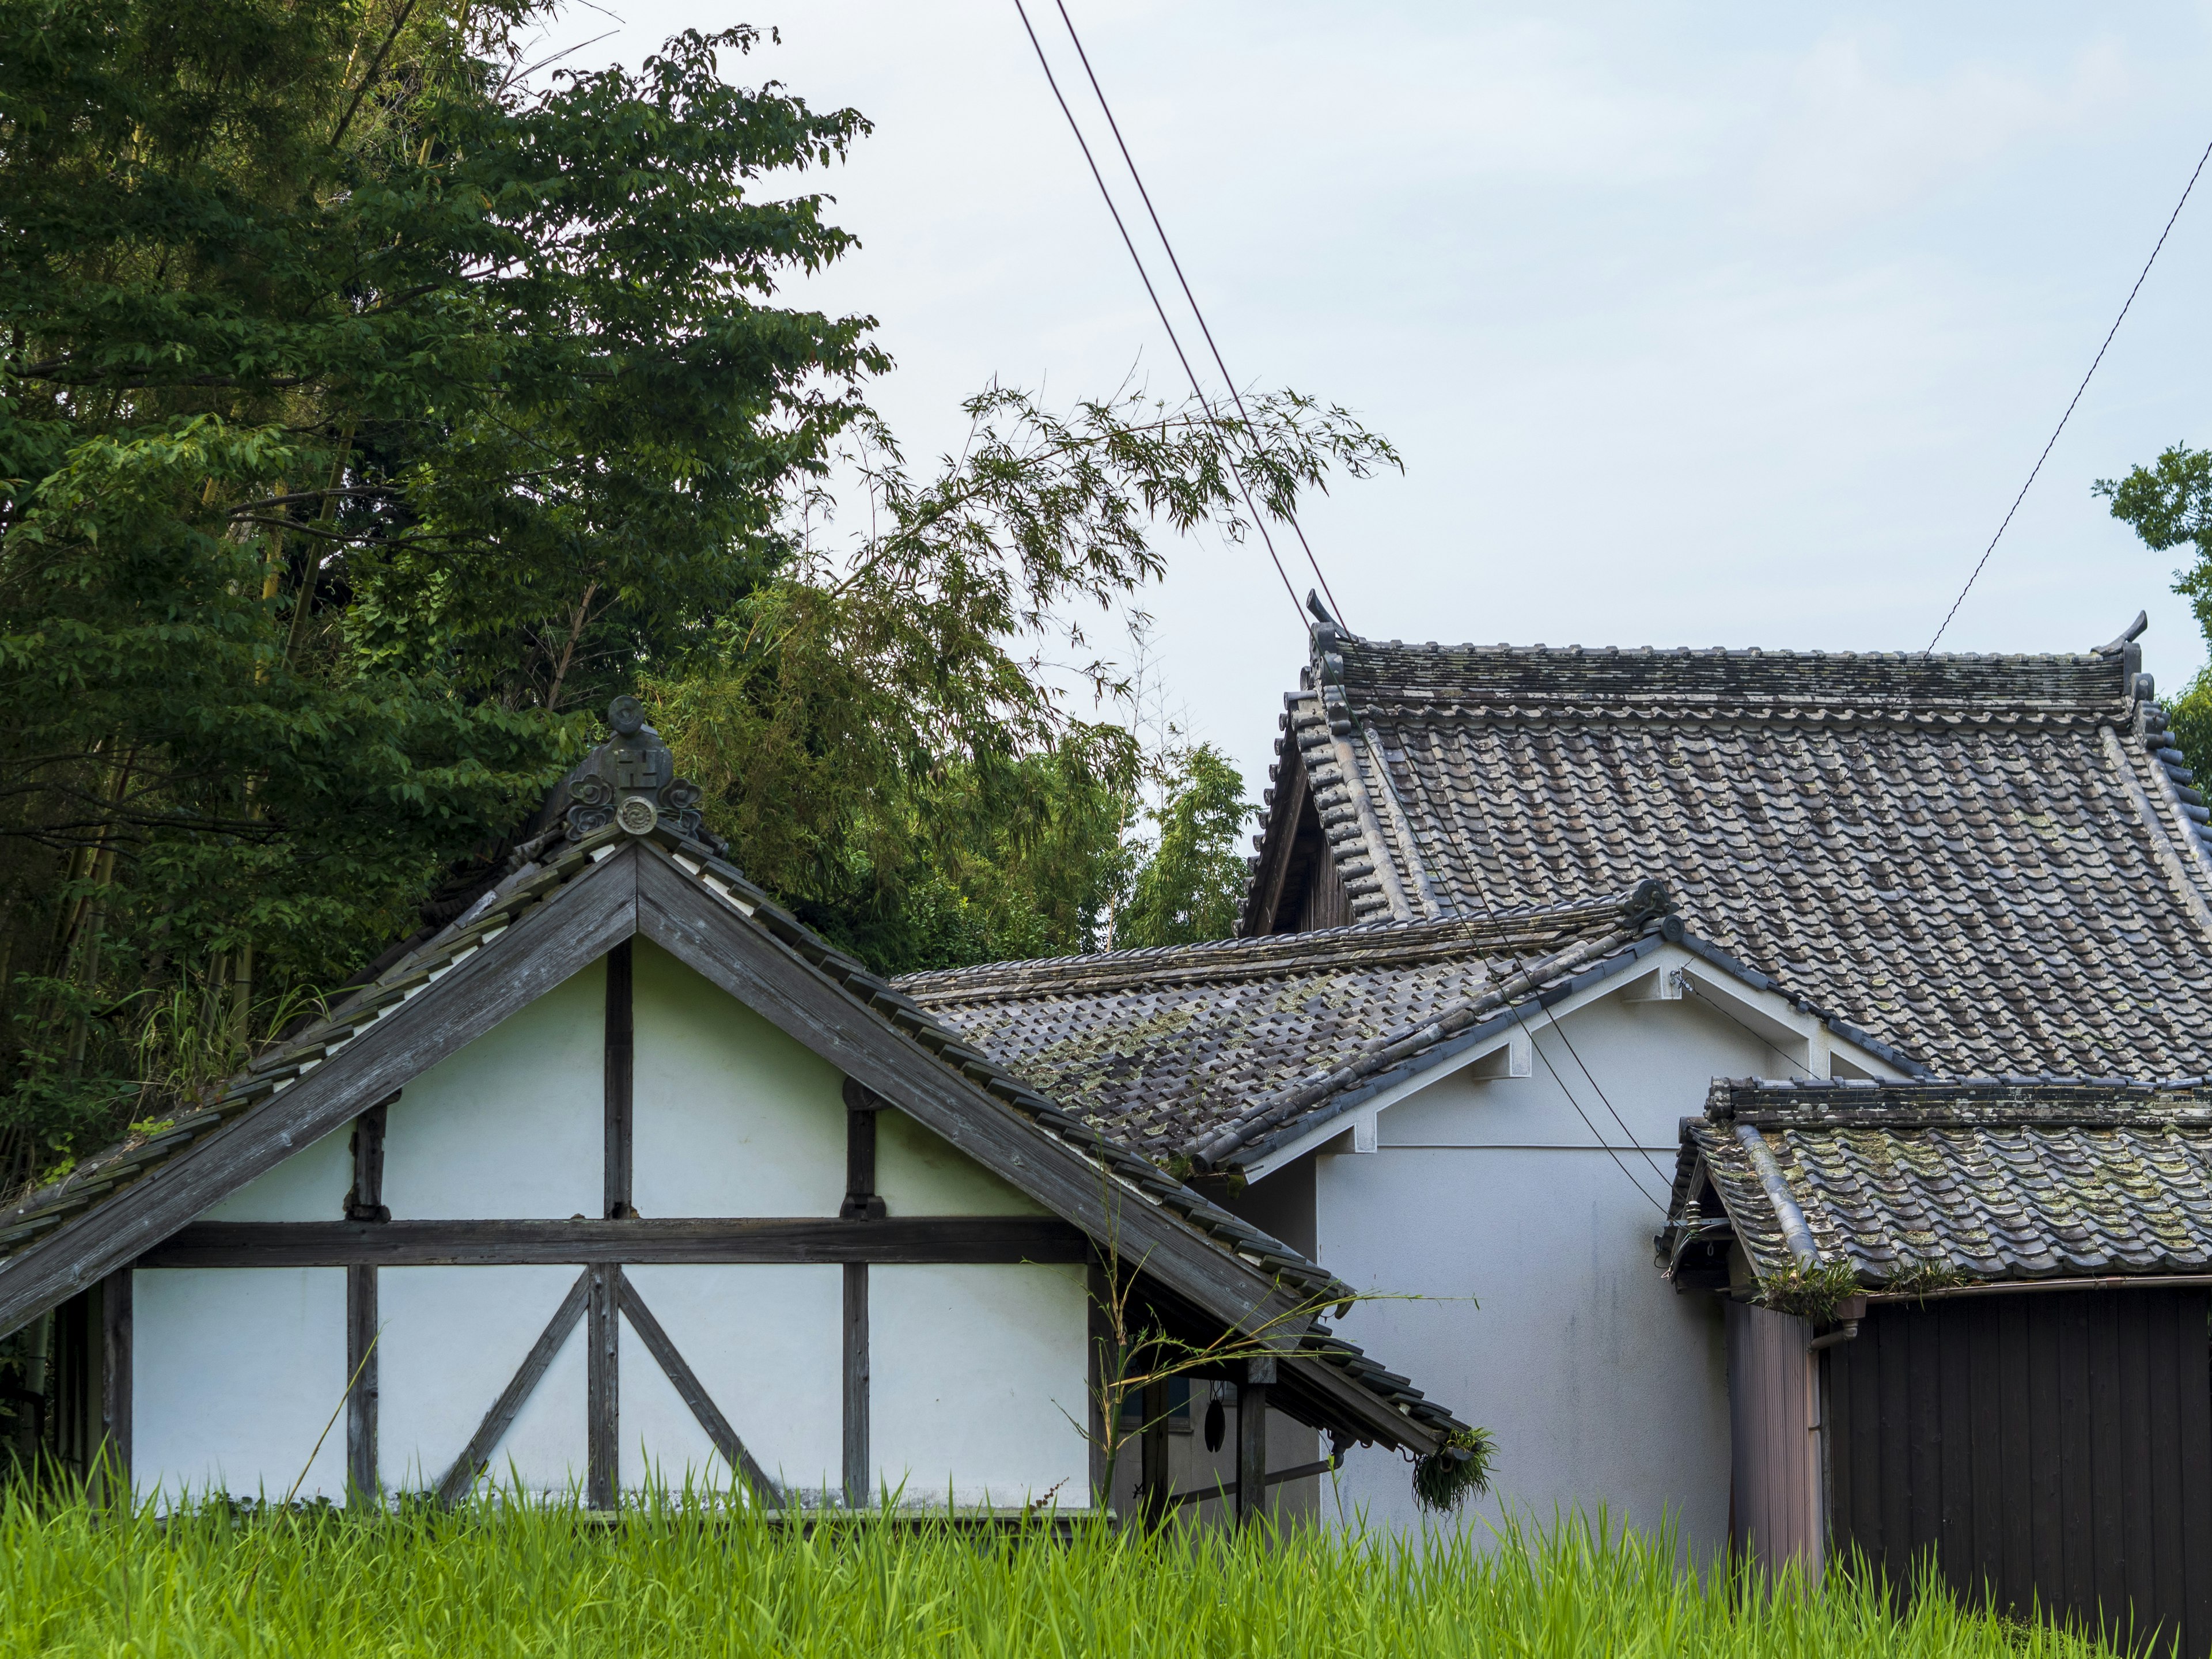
[[1827, 1289, 2212, 1657]]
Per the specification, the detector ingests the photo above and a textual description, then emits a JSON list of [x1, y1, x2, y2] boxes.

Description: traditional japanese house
[[0, 703, 1465, 1516], [917, 603, 2212, 1542], [1663, 1077, 2212, 1654]]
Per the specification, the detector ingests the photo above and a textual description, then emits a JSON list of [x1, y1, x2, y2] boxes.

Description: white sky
[[555, 0, 2212, 791]]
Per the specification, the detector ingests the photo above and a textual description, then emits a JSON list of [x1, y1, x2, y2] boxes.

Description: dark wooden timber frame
[[138, 1217, 1087, 1268], [840, 1079, 882, 1507], [586, 1263, 619, 1508], [0, 838, 1439, 1484], [616, 1274, 775, 1497], [437, 1270, 590, 1506], [1138, 1378, 1171, 1524], [99, 1267, 130, 1496], [344, 1095, 391, 1502], [1236, 1354, 1275, 1527], [603, 941, 634, 1220]]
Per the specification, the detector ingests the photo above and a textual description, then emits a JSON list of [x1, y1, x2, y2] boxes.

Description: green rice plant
[[0, 1483, 2130, 1658]]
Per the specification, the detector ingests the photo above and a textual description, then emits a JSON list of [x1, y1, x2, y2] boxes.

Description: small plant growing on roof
[[1412, 1427, 1497, 1513], [1755, 1258, 1862, 1324], [1883, 1257, 1970, 1299]]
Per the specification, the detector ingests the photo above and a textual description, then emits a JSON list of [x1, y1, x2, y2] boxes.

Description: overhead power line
[[1044, 0, 1346, 626], [1926, 132, 2212, 654], [1007, 0, 1309, 629]]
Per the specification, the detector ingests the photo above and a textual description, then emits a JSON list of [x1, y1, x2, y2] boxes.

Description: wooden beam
[[604, 940, 633, 1219], [346, 1263, 377, 1504], [137, 1217, 1090, 1267], [1087, 1261, 1111, 1508], [1236, 1355, 1275, 1528], [99, 1267, 130, 1501], [0, 844, 642, 1340], [587, 1263, 619, 1509], [839, 1077, 880, 1509], [1138, 1378, 1171, 1526], [842, 1260, 869, 1509], [435, 1268, 588, 1506], [347, 1095, 392, 1221], [347, 1096, 385, 1504], [616, 1274, 777, 1501], [839, 1080, 884, 1221], [1166, 1453, 1338, 1510]]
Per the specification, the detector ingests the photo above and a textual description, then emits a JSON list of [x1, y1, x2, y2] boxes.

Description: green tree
[[2098, 445, 2212, 777], [0, 0, 1399, 1184], [1116, 744, 1258, 950], [0, 0, 880, 1180], [651, 392, 1386, 972]]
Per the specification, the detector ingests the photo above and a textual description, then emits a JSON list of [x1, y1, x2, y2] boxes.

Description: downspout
[[1735, 1123, 1820, 1264]]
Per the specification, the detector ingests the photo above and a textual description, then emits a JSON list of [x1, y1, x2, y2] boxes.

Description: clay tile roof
[[1251, 623, 2212, 1080], [1668, 1075, 2212, 1286], [900, 882, 1671, 1168]]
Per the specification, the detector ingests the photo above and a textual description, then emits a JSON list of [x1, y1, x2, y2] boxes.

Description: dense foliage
[[0, 1492, 2123, 1658], [0, 0, 1388, 1190], [2099, 445, 2212, 776]]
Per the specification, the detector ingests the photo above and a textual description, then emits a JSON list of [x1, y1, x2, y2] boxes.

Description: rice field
[[0, 1488, 2127, 1658]]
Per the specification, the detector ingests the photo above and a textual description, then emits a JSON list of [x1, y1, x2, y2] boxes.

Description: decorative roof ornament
[[560, 695, 722, 851]]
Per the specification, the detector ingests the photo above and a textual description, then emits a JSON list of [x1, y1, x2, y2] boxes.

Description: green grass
[[0, 1488, 2127, 1658]]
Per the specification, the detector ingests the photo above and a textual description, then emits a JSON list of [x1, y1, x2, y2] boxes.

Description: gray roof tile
[[1254, 629, 2212, 1078], [1668, 1077, 2212, 1285]]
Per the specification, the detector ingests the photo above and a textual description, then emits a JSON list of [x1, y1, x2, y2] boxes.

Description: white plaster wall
[[382, 958, 604, 1219], [378, 1265, 588, 1496], [200, 1123, 353, 1221], [133, 1267, 347, 1503], [620, 1264, 841, 1499], [631, 942, 844, 1217], [871, 1264, 1090, 1508], [876, 1111, 1044, 1217], [1316, 993, 1747, 1550], [1380, 993, 1768, 1154]]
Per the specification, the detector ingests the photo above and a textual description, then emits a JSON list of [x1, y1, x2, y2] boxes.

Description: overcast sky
[[556, 1, 2212, 790]]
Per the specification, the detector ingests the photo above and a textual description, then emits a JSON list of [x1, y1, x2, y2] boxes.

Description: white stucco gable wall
[[131, 941, 1089, 1509], [1296, 947, 1902, 1547]]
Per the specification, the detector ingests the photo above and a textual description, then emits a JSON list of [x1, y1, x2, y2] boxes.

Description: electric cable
[[1046, 0, 1346, 625], [1926, 132, 2212, 654], [1009, 0, 1308, 626], [1411, 735, 1672, 1208]]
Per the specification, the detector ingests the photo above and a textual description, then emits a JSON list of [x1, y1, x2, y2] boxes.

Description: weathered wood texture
[[347, 1096, 392, 1221], [616, 1274, 775, 1499], [842, 1260, 869, 1508], [0, 849, 640, 1339], [136, 1217, 1089, 1267], [1168, 1455, 1338, 1510], [1726, 1300, 1821, 1574], [840, 1083, 884, 1222], [840, 1080, 877, 1508], [604, 940, 633, 1219], [1827, 1289, 2212, 1658], [99, 1268, 130, 1493], [435, 1268, 589, 1506], [1139, 1378, 1171, 1525], [346, 1263, 377, 1502], [1086, 1262, 1111, 1506], [346, 1099, 385, 1502], [1236, 1355, 1275, 1527], [587, 1263, 619, 1509]]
